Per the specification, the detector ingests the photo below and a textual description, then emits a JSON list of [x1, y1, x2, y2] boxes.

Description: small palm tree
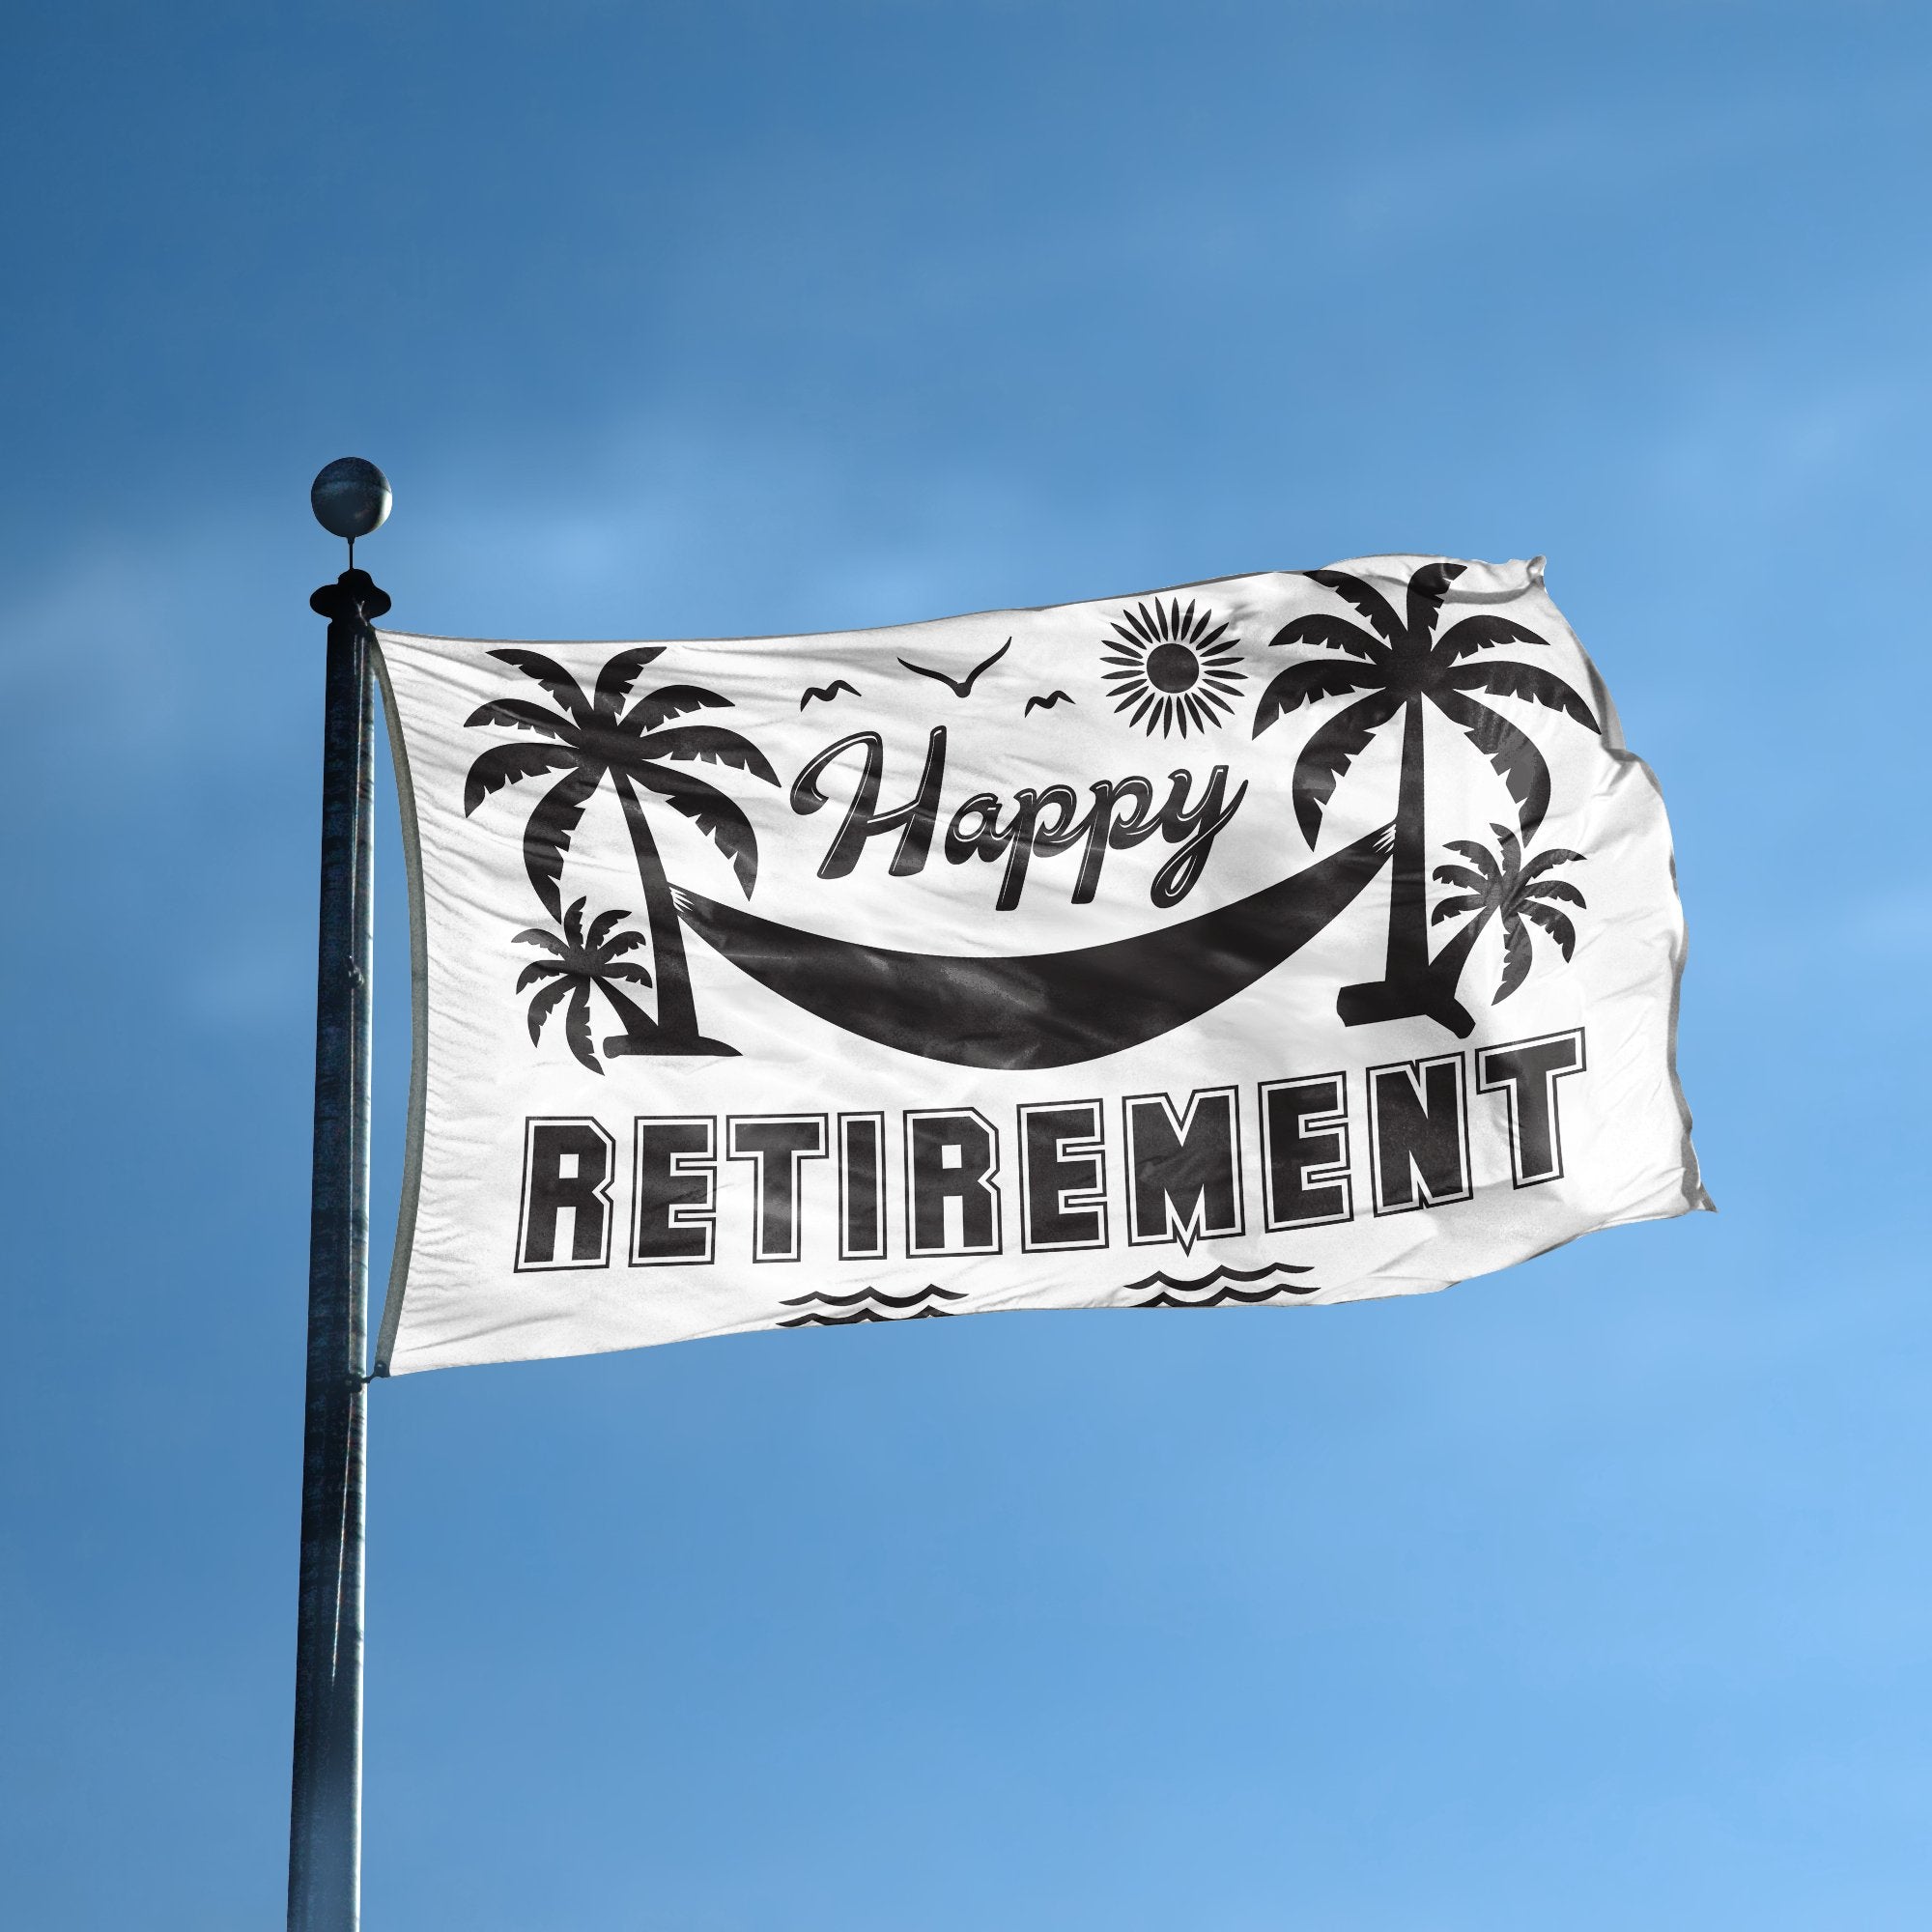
[[515, 899, 658, 1073], [466, 645, 778, 1056], [1252, 562, 1598, 1035], [1429, 824, 1586, 1004]]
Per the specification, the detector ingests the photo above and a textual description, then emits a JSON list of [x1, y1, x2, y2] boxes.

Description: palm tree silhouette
[[465, 645, 778, 1056], [516, 899, 659, 1072], [1428, 825, 1586, 1004], [1251, 561, 1599, 1036]]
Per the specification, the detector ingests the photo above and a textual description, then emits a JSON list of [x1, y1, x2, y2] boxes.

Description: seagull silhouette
[[1025, 690, 1074, 715], [898, 636, 1010, 698], [799, 678, 861, 710]]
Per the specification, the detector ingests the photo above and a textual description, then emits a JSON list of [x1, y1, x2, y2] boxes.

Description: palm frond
[[1252, 657, 1385, 737], [561, 896, 588, 949], [1524, 878, 1586, 908], [522, 767, 602, 920], [598, 927, 647, 958], [1430, 614, 1551, 665], [592, 646, 668, 718], [1405, 559, 1465, 640], [1492, 823, 1522, 877], [563, 983, 600, 1073], [464, 696, 579, 740], [584, 908, 634, 953], [1432, 864, 1492, 894], [1520, 900, 1577, 957], [597, 960, 654, 985], [489, 649, 594, 724], [1289, 689, 1404, 843], [1443, 658, 1599, 729], [631, 724, 780, 784], [1431, 689, 1552, 838], [1495, 917, 1534, 1001], [515, 960, 568, 992], [1303, 569, 1405, 648], [634, 763, 761, 895], [1442, 838, 1502, 880], [1520, 847, 1586, 882], [525, 975, 573, 1045], [1432, 893, 1488, 923], [463, 741, 579, 816], [1263, 612, 1389, 665], [512, 925, 570, 956], [621, 683, 735, 733]]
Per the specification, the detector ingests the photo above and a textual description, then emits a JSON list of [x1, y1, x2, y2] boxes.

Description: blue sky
[[4, 3, 1930, 1925]]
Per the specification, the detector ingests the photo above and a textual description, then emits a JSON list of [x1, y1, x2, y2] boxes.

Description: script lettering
[[793, 736, 1246, 909], [791, 728, 947, 879]]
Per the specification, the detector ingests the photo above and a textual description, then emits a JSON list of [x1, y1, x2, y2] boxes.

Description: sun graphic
[[1100, 599, 1246, 738]]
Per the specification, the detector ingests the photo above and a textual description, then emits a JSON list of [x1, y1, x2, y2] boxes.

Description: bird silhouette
[[799, 678, 862, 710], [898, 636, 1010, 698], [1024, 690, 1074, 715]]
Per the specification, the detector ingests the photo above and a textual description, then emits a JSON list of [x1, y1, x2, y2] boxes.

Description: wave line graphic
[[1130, 1283, 1323, 1308], [778, 1285, 968, 1327], [1120, 1261, 1312, 1293], [1122, 1261, 1322, 1308], [780, 1285, 967, 1310], [781, 1307, 959, 1326]]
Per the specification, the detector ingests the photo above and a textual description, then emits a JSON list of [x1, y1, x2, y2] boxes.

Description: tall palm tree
[[515, 899, 658, 1072], [465, 645, 778, 1056], [1429, 825, 1586, 1004], [1251, 561, 1599, 1036]]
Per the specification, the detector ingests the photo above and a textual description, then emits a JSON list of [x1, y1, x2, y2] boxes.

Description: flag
[[371, 554, 1707, 1375]]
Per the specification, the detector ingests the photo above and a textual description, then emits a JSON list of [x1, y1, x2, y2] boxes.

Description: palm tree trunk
[[1424, 903, 1492, 996], [1386, 695, 1430, 986], [611, 773, 705, 1049], [594, 980, 662, 1058], [1337, 695, 1475, 1037]]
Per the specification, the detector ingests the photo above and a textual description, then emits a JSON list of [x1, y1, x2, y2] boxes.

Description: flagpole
[[290, 460, 391, 1932]]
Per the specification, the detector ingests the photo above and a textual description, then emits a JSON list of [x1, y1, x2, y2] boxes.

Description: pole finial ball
[[310, 457, 392, 541]]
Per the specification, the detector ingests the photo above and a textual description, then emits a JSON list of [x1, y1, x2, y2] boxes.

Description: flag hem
[[1538, 572, 1714, 1218], [361, 563, 1320, 655], [371, 637, 432, 1377]]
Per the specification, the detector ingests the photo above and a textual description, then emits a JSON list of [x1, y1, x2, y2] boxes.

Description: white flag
[[372, 554, 1707, 1375]]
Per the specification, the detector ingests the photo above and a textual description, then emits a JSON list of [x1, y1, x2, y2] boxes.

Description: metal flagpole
[[289, 459, 392, 1932]]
